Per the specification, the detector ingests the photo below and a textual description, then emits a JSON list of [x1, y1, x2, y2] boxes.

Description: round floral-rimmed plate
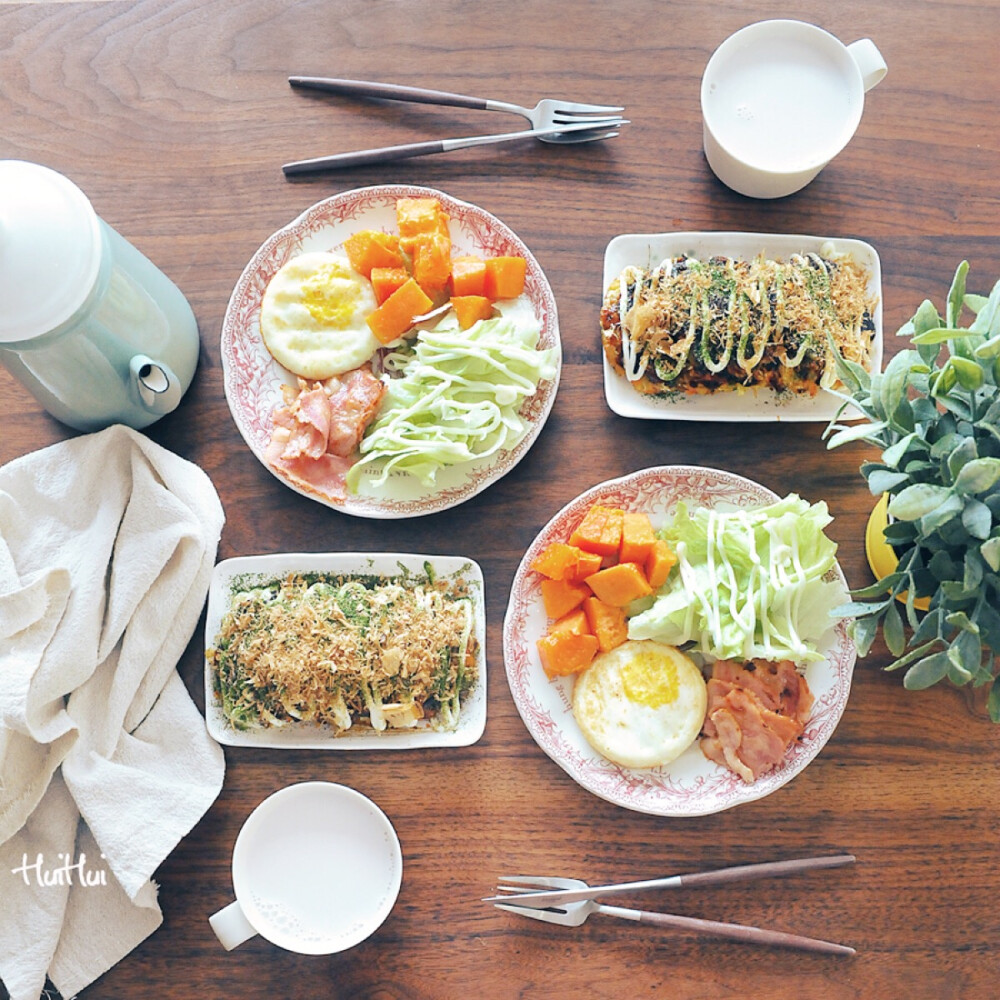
[[221, 184, 561, 519], [502, 465, 856, 816]]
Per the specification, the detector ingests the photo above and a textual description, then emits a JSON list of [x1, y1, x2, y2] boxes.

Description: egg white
[[572, 640, 707, 768], [260, 252, 380, 379]]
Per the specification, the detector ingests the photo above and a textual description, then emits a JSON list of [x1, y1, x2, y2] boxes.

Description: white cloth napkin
[[0, 425, 226, 1000]]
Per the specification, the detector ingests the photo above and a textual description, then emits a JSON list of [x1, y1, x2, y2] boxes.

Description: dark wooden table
[[3, 1, 999, 997]]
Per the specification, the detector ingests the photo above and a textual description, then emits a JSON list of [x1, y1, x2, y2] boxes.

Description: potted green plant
[[825, 261, 1000, 719]]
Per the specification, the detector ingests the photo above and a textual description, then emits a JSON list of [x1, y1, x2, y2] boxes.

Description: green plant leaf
[[912, 299, 941, 335], [954, 457, 1000, 494], [912, 607, 944, 645], [928, 550, 960, 582], [879, 350, 920, 425], [920, 494, 966, 534], [903, 651, 952, 689], [881, 432, 920, 468], [850, 574, 905, 599], [973, 334, 1000, 360], [965, 293, 989, 315], [947, 436, 979, 480], [827, 332, 871, 394], [888, 483, 954, 520], [867, 469, 911, 494], [882, 640, 940, 673], [949, 628, 983, 676], [882, 520, 916, 545], [962, 498, 993, 539], [981, 536, 1000, 572], [883, 600, 906, 656], [951, 356, 985, 390], [988, 675, 1000, 723], [947, 261, 970, 328], [945, 610, 980, 635], [964, 549, 985, 590], [982, 398, 1000, 424], [835, 598, 894, 618], [913, 326, 980, 346], [911, 397, 941, 424], [969, 278, 1000, 336], [934, 390, 973, 421], [826, 421, 888, 449], [849, 614, 881, 657]]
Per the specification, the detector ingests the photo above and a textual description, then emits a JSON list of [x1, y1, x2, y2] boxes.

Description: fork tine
[[543, 130, 621, 145], [489, 876, 572, 896], [493, 902, 571, 924], [554, 101, 626, 114], [549, 114, 627, 127]]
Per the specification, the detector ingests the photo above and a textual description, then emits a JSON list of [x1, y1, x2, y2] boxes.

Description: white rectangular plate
[[601, 231, 883, 422], [204, 552, 486, 749]]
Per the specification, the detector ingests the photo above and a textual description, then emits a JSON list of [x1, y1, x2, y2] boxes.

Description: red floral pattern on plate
[[502, 465, 856, 816], [220, 185, 560, 518]]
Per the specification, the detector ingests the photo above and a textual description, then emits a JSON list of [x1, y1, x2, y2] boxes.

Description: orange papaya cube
[[548, 608, 591, 638], [450, 295, 494, 330], [366, 278, 434, 345], [568, 505, 625, 557], [582, 597, 628, 653], [530, 542, 585, 580], [584, 562, 652, 607], [645, 539, 677, 589], [536, 631, 599, 679], [619, 512, 657, 565], [568, 549, 603, 581], [411, 231, 453, 294], [343, 230, 405, 278], [540, 578, 591, 619], [450, 255, 487, 297], [396, 197, 450, 238], [370, 266, 410, 305], [483, 256, 527, 300]]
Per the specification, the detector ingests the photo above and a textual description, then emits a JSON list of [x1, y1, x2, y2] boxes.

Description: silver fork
[[493, 876, 855, 956], [288, 77, 625, 144], [487, 855, 856, 907]]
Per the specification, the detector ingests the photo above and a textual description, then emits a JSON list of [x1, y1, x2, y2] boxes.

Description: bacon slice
[[265, 365, 386, 501], [700, 659, 813, 784], [325, 367, 386, 457]]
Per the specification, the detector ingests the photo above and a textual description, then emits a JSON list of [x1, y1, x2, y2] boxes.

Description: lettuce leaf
[[627, 494, 846, 662], [346, 313, 557, 491]]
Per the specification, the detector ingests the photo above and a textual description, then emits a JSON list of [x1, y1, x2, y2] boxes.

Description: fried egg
[[572, 640, 707, 768], [260, 252, 379, 379]]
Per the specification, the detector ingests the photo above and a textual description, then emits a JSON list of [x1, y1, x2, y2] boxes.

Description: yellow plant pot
[[865, 494, 931, 612]]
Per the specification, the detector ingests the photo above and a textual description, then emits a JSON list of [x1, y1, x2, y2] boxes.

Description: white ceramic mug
[[209, 782, 402, 955], [701, 20, 887, 199]]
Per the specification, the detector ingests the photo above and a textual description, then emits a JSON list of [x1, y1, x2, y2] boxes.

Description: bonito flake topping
[[208, 572, 477, 734]]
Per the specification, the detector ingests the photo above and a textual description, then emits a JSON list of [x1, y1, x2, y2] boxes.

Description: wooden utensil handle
[[289, 77, 488, 110], [625, 908, 855, 956], [678, 854, 856, 888]]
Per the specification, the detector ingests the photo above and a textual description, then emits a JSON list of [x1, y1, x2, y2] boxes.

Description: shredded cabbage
[[346, 314, 557, 490], [627, 494, 846, 663]]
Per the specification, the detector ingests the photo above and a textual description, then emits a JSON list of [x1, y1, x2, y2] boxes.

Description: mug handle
[[209, 900, 258, 951], [847, 39, 888, 91]]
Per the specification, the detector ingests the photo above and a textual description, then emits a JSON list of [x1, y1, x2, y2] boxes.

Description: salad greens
[[627, 494, 845, 662], [345, 313, 557, 490]]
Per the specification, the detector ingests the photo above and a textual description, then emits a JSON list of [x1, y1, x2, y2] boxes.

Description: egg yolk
[[300, 262, 364, 329], [622, 651, 679, 708]]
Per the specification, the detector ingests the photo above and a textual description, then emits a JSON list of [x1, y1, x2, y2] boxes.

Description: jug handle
[[129, 354, 183, 415], [847, 39, 887, 92]]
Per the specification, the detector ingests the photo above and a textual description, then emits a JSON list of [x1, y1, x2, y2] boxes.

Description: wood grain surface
[[2, 1, 999, 998]]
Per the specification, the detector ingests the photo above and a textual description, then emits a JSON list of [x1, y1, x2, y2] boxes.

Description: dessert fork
[[288, 77, 625, 144], [493, 877, 855, 956]]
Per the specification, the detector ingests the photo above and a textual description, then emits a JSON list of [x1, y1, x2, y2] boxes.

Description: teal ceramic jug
[[0, 160, 200, 431]]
